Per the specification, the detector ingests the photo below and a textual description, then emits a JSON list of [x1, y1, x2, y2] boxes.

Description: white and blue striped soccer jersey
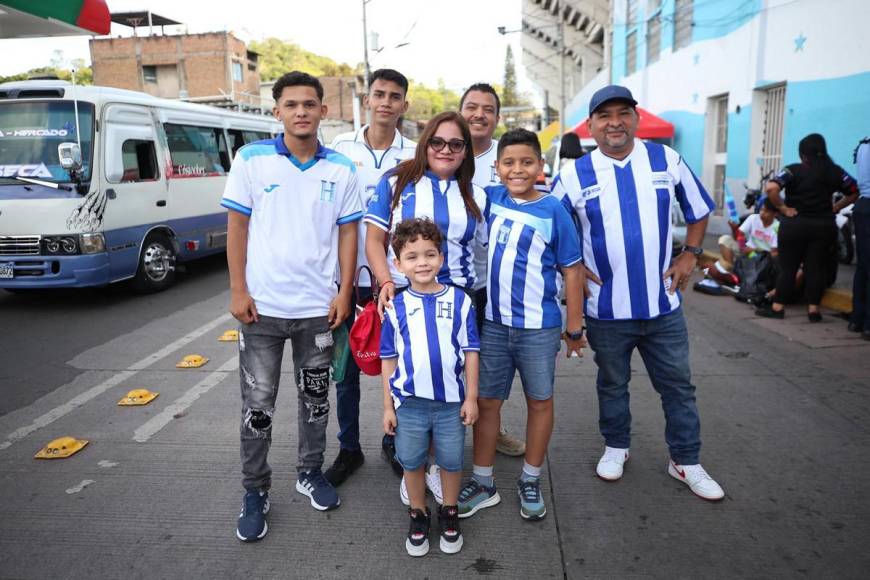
[[553, 139, 715, 321], [471, 139, 500, 290], [364, 172, 487, 289], [380, 285, 480, 407], [330, 126, 416, 286], [483, 185, 582, 329], [221, 135, 363, 319]]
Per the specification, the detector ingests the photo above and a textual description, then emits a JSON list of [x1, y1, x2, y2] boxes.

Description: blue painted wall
[[659, 110, 705, 172], [780, 71, 870, 174], [726, 105, 752, 181], [691, 0, 761, 43]]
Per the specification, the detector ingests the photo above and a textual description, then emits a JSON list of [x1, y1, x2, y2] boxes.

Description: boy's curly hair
[[391, 217, 444, 258]]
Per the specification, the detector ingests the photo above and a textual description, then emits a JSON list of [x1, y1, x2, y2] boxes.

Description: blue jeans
[[479, 321, 562, 401], [585, 307, 701, 465], [334, 287, 371, 452], [395, 397, 465, 472]]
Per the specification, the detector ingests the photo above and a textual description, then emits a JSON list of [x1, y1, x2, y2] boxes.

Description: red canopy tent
[[573, 107, 675, 140]]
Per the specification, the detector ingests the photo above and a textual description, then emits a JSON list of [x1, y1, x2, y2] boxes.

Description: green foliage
[[406, 78, 461, 121], [249, 38, 362, 81], [0, 63, 93, 85], [503, 45, 518, 107]]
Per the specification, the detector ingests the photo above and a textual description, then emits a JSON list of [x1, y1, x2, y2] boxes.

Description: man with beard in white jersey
[[326, 69, 416, 486], [459, 82, 525, 458]]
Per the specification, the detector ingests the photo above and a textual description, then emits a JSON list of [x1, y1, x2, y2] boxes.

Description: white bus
[[0, 80, 280, 292]]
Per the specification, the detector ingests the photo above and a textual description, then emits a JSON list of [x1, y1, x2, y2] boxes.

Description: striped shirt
[[221, 136, 363, 319], [364, 172, 487, 288], [471, 139, 500, 290], [330, 126, 416, 285], [554, 139, 715, 321], [381, 285, 480, 407], [484, 185, 582, 329]]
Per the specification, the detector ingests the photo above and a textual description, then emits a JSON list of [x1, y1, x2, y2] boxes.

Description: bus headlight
[[79, 233, 106, 254], [42, 235, 79, 255]]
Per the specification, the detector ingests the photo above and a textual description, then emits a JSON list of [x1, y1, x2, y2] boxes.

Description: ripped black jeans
[[238, 315, 333, 491]]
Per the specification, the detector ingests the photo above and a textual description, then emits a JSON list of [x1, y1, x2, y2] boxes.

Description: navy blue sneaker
[[296, 469, 341, 511], [236, 490, 269, 542]]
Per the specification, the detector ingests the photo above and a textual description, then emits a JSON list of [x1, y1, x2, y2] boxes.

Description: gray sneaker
[[517, 478, 546, 520], [457, 478, 501, 519]]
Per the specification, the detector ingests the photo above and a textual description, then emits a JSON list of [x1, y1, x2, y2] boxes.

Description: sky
[[0, 0, 539, 101]]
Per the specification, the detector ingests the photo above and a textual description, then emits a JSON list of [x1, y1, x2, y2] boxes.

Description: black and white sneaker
[[236, 490, 269, 542], [437, 505, 463, 554], [406, 507, 431, 557]]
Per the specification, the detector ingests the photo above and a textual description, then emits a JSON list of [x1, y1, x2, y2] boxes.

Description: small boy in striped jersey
[[458, 128, 586, 521], [381, 218, 480, 556]]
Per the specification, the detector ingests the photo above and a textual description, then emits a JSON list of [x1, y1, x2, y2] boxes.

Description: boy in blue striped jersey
[[458, 129, 586, 521], [381, 218, 480, 556]]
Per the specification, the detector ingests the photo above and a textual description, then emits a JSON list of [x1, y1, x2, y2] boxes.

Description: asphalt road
[[0, 257, 868, 579]]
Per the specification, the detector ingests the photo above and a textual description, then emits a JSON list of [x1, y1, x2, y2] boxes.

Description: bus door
[[101, 103, 167, 281]]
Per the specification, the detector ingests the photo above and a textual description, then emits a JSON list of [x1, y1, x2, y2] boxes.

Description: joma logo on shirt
[[582, 186, 601, 199], [264, 184, 279, 193], [320, 180, 337, 202]]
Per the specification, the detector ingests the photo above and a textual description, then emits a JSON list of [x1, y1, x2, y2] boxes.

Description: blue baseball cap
[[588, 85, 638, 116]]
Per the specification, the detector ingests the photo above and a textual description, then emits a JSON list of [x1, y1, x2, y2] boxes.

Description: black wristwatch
[[565, 327, 586, 341], [682, 245, 703, 257]]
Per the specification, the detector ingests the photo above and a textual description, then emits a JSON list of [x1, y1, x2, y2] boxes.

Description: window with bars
[[647, 14, 661, 64], [626, 31, 638, 75], [674, 0, 693, 50]]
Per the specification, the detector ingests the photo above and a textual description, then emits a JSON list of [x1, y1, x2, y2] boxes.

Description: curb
[[697, 251, 853, 314]]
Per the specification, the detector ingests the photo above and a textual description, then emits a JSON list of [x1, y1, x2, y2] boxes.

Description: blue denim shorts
[[395, 397, 465, 472], [479, 321, 562, 401]]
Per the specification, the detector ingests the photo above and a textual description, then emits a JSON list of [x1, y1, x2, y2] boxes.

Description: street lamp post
[[362, 0, 371, 90]]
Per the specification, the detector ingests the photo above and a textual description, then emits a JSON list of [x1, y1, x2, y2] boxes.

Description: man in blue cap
[[552, 85, 726, 501]]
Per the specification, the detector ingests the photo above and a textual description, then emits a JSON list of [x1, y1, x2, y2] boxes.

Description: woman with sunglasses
[[363, 111, 486, 538], [364, 111, 486, 310]]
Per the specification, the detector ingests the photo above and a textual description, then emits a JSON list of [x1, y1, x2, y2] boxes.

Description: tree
[[502, 45, 518, 107], [249, 38, 362, 81]]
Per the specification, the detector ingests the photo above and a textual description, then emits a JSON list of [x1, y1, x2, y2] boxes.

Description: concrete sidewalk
[[1, 285, 869, 579]]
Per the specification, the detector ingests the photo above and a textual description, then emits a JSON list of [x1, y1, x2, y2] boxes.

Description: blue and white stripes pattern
[[484, 185, 582, 329], [380, 285, 480, 407], [554, 140, 715, 321], [364, 171, 487, 289]]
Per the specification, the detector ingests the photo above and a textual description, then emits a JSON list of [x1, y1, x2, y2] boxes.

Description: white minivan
[[0, 80, 279, 292]]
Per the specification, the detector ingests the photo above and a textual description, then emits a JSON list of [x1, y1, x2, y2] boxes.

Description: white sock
[[521, 461, 542, 481]]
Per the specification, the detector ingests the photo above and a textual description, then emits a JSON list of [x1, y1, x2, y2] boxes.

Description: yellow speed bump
[[118, 389, 159, 406], [176, 354, 209, 368], [35, 436, 89, 459], [218, 330, 239, 342]]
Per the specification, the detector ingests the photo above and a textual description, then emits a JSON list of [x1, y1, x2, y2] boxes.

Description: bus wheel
[[133, 233, 177, 293]]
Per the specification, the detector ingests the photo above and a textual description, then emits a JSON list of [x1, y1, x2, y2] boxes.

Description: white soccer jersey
[[380, 285, 480, 407], [364, 172, 487, 289], [221, 136, 363, 319], [471, 139, 500, 290], [484, 185, 582, 328], [330, 126, 416, 286], [553, 139, 715, 321]]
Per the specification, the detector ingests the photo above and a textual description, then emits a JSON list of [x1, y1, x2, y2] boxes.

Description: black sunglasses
[[428, 137, 466, 154]]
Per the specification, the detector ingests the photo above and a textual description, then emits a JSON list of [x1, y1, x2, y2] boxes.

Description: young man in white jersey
[[459, 82, 526, 458], [224, 71, 363, 542], [326, 69, 416, 486], [553, 85, 725, 501]]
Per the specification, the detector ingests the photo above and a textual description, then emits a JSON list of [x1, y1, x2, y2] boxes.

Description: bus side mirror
[[58, 142, 82, 172]]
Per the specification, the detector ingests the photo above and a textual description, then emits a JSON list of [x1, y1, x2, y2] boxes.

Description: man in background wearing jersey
[[459, 82, 526, 458], [326, 69, 417, 486], [554, 85, 725, 501]]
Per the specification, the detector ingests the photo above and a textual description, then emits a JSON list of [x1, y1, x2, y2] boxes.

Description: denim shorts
[[395, 397, 465, 472], [479, 321, 562, 401]]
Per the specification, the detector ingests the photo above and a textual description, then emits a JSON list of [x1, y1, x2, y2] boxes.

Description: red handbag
[[349, 266, 383, 376]]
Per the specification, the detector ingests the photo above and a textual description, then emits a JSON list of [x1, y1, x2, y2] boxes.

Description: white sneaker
[[426, 464, 444, 505], [596, 446, 630, 481], [400, 467, 444, 506], [400, 475, 409, 506], [668, 461, 725, 501]]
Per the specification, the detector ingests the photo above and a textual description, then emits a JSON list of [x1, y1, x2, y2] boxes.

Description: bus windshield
[[0, 100, 94, 184]]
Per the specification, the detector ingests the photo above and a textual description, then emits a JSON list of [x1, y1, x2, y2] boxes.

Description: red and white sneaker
[[596, 446, 630, 481], [668, 461, 725, 501]]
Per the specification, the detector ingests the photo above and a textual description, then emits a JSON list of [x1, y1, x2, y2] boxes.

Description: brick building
[[90, 31, 266, 111], [259, 75, 364, 123]]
